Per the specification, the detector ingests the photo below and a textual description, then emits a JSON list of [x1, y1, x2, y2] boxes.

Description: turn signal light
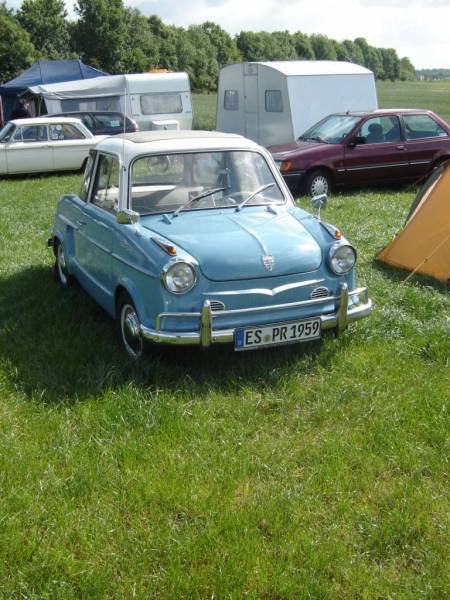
[[334, 229, 342, 240], [280, 160, 292, 172]]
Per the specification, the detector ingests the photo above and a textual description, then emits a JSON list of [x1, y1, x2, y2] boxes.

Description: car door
[[343, 115, 409, 185], [76, 153, 119, 310], [402, 113, 450, 179], [5, 124, 54, 174], [48, 122, 94, 170]]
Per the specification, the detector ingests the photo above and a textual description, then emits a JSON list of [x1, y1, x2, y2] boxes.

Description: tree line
[[0, 0, 417, 90]]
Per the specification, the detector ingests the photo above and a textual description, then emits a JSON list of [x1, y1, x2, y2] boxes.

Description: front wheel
[[116, 293, 144, 360], [305, 169, 331, 197]]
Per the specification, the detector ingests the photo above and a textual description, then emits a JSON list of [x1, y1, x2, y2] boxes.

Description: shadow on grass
[[0, 266, 333, 404], [372, 258, 449, 292]]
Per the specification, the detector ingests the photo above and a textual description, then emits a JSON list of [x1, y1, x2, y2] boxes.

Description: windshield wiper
[[235, 183, 276, 212], [172, 187, 225, 218]]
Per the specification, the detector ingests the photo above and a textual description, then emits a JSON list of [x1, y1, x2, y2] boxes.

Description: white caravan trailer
[[29, 72, 192, 131], [216, 61, 378, 146]]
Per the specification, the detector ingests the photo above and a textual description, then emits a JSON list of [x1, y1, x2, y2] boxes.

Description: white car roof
[[95, 130, 263, 164], [10, 116, 86, 126]]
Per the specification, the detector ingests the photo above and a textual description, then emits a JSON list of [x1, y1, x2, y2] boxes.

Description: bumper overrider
[[140, 283, 373, 347]]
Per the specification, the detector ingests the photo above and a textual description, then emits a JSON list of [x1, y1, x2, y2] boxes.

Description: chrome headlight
[[328, 243, 356, 274], [162, 260, 196, 294]]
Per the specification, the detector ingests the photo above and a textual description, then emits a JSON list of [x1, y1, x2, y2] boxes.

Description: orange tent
[[378, 162, 450, 283]]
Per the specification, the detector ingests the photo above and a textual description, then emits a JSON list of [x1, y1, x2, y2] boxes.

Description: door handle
[[395, 145, 405, 151], [76, 219, 87, 227]]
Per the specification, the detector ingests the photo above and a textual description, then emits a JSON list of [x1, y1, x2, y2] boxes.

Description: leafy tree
[[354, 37, 383, 77], [333, 40, 351, 62], [201, 21, 240, 66], [236, 31, 266, 61], [123, 8, 159, 72], [342, 39, 364, 65], [185, 25, 218, 91], [399, 57, 416, 81], [379, 47, 400, 81], [309, 34, 337, 60], [17, 0, 70, 59], [292, 31, 315, 60], [73, 0, 129, 72], [0, 4, 37, 83]]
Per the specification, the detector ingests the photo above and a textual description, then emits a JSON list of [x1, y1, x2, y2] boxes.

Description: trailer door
[[244, 64, 259, 143]]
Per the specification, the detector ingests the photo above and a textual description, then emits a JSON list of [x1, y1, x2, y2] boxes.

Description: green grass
[[0, 82, 449, 598], [193, 79, 450, 130]]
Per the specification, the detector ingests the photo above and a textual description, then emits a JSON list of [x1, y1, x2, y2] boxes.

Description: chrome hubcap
[[57, 244, 67, 285], [121, 304, 143, 358], [310, 175, 328, 196]]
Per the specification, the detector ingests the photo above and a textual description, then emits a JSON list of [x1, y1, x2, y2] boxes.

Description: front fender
[[114, 276, 148, 321]]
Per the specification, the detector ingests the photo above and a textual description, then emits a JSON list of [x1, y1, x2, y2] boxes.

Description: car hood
[[269, 140, 326, 158], [141, 207, 322, 281]]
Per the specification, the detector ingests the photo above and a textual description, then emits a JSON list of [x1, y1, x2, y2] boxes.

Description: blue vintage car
[[49, 131, 372, 358]]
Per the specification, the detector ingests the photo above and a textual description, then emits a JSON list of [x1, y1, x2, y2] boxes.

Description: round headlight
[[163, 261, 196, 294], [329, 244, 356, 274]]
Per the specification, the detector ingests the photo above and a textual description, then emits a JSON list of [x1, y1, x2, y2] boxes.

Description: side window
[[49, 123, 86, 141], [140, 93, 182, 115], [79, 153, 95, 201], [403, 114, 448, 140], [224, 90, 239, 111], [357, 116, 401, 145], [91, 154, 120, 214], [265, 90, 283, 113], [11, 125, 47, 143]]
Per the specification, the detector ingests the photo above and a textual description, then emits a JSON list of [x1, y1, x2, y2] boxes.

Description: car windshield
[[0, 123, 15, 143], [130, 150, 285, 216], [299, 114, 361, 144]]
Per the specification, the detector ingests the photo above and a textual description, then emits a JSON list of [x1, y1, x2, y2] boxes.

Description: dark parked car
[[269, 109, 450, 196], [51, 111, 139, 136]]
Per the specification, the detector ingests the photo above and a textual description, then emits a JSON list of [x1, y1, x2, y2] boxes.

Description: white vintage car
[[0, 117, 106, 175]]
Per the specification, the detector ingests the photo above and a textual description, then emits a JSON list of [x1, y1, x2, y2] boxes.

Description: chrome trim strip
[[343, 162, 408, 172], [144, 287, 372, 346], [111, 252, 155, 276], [206, 279, 325, 297], [409, 160, 431, 165]]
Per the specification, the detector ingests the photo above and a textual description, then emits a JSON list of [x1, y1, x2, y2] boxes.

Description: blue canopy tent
[[0, 59, 108, 124]]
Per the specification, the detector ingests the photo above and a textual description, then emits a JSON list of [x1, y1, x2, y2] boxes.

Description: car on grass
[[0, 116, 106, 175], [50, 111, 139, 136], [269, 109, 450, 196], [49, 130, 373, 359]]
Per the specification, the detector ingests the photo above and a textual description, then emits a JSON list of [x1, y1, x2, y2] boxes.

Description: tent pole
[[401, 233, 450, 285]]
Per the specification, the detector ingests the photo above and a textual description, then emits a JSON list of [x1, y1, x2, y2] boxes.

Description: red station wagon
[[269, 109, 450, 196]]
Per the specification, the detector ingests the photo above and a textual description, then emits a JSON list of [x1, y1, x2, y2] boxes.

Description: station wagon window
[[91, 154, 120, 214], [0, 123, 15, 142], [140, 93, 182, 115], [224, 90, 239, 110], [130, 150, 284, 216], [61, 96, 121, 112], [49, 123, 86, 141], [403, 114, 448, 140], [12, 124, 48, 143], [357, 116, 401, 144], [79, 153, 95, 201], [265, 90, 283, 113]]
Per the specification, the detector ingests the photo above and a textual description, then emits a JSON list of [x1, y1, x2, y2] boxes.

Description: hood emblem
[[262, 254, 275, 271]]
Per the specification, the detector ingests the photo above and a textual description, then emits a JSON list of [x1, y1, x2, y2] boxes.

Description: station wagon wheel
[[117, 293, 144, 360], [54, 240, 73, 285], [305, 169, 331, 197]]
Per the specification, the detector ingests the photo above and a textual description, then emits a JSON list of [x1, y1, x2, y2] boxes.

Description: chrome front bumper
[[140, 283, 373, 347]]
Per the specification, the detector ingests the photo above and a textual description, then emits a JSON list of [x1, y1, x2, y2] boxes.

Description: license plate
[[235, 317, 321, 351]]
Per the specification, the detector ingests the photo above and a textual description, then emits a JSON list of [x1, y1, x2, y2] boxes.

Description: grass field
[[193, 79, 450, 129], [0, 82, 449, 598]]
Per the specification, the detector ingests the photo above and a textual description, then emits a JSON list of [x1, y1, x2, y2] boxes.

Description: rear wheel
[[116, 292, 144, 360], [305, 169, 331, 197], [54, 239, 73, 285]]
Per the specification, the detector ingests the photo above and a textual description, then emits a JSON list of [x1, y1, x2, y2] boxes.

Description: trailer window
[[61, 96, 121, 112], [224, 90, 239, 111], [140, 93, 182, 115], [265, 90, 283, 113]]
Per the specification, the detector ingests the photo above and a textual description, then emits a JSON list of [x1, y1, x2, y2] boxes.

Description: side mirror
[[348, 136, 366, 148], [311, 193, 327, 219], [116, 208, 140, 225]]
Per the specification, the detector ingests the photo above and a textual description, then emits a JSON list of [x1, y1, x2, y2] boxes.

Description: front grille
[[210, 300, 225, 312], [310, 287, 330, 299]]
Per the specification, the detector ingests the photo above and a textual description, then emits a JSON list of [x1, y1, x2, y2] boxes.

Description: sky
[[5, 0, 450, 69]]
